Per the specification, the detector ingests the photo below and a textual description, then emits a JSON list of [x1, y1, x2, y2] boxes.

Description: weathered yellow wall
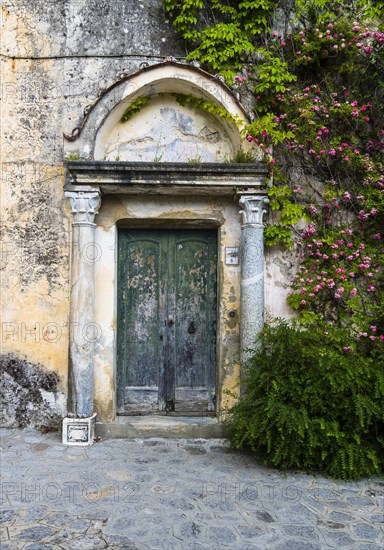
[[1, 0, 185, 425], [1, 161, 70, 386], [1, 1, 295, 427]]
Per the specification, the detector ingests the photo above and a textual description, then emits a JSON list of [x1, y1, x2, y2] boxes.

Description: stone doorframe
[[62, 161, 269, 444]]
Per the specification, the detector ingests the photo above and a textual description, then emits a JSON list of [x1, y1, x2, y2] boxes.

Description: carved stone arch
[[64, 61, 255, 162]]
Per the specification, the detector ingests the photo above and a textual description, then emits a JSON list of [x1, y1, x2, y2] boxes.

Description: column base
[[62, 413, 97, 446]]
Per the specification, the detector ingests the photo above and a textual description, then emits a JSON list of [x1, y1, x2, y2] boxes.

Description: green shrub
[[229, 320, 384, 480]]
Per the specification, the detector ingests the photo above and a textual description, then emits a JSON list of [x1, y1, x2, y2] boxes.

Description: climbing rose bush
[[234, 11, 384, 345]]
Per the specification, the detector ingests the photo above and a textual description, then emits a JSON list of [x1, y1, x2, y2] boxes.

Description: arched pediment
[[64, 61, 254, 163]]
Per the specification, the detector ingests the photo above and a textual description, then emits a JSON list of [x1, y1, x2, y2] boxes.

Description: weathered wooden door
[[117, 229, 217, 414]]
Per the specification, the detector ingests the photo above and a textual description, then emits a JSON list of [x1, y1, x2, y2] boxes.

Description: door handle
[[188, 322, 197, 334]]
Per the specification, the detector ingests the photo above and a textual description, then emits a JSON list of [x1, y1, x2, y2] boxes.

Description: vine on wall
[[120, 93, 238, 124], [121, 97, 151, 122], [163, 0, 275, 79]]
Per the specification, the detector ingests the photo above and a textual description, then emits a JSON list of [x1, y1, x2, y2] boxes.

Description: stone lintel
[[65, 161, 269, 196]]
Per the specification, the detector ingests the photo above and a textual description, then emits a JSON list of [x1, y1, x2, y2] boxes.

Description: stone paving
[[0, 428, 383, 550]]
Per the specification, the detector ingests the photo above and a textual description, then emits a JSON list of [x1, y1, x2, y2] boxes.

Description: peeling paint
[[103, 95, 234, 162], [92, 196, 242, 419]]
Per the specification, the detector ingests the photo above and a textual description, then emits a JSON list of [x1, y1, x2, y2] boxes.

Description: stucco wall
[[1, 0, 184, 426], [1, 0, 294, 427], [101, 94, 235, 163]]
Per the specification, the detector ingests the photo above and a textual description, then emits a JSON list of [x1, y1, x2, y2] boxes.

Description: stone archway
[[64, 61, 257, 162], [62, 62, 269, 445]]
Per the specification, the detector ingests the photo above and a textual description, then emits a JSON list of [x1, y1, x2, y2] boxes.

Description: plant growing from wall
[[121, 97, 151, 122], [120, 93, 240, 126], [65, 153, 80, 161], [228, 149, 258, 163], [163, 0, 275, 79], [174, 93, 239, 123]]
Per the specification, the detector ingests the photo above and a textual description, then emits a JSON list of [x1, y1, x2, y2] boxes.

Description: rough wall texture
[[102, 95, 235, 162], [0, 0, 183, 425], [1, 0, 293, 426], [1, 1, 184, 426], [0, 354, 65, 428]]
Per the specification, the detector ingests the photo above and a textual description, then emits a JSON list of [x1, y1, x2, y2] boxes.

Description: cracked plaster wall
[[1, 0, 293, 425], [102, 95, 235, 163], [0, 0, 184, 425]]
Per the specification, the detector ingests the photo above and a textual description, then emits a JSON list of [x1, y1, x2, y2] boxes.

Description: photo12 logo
[[202, 482, 303, 504], [0, 479, 140, 505], [1, 322, 105, 344]]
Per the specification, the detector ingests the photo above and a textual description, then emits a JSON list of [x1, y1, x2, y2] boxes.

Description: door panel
[[174, 234, 217, 411], [117, 229, 217, 415], [117, 232, 166, 413]]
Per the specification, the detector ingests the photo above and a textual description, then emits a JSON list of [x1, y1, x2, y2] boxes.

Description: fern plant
[[229, 319, 384, 480]]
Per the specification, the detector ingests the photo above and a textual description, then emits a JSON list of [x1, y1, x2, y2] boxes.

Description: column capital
[[65, 189, 101, 223], [239, 195, 269, 226]]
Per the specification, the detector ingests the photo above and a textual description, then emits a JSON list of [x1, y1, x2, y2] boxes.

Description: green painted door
[[117, 229, 217, 414]]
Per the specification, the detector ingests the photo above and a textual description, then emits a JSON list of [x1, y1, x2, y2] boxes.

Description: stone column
[[239, 195, 269, 365], [62, 188, 101, 445]]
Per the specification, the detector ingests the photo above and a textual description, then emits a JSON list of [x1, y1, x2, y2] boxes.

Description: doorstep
[[95, 415, 229, 439]]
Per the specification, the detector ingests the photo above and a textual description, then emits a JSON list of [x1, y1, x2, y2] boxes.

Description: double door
[[117, 229, 217, 414]]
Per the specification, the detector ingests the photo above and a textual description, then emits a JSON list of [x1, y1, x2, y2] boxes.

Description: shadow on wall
[[0, 354, 65, 430]]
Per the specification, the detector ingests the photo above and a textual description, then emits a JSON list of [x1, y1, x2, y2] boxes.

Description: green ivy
[[163, 0, 203, 42], [121, 97, 151, 122], [264, 225, 294, 248], [163, 0, 274, 81], [120, 93, 239, 129], [237, 0, 275, 35], [174, 93, 239, 124], [263, 181, 306, 247], [252, 51, 297, 112], [186, 23, 255, 80]]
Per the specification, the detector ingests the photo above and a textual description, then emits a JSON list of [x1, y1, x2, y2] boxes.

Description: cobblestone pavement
[[0, 428, 383, 550]]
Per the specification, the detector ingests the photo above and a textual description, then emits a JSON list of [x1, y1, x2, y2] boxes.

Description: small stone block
[[62, 413, 97, 446]]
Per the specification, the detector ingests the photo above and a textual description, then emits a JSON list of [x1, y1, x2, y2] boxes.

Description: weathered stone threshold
[[96, 416, 229, 440]]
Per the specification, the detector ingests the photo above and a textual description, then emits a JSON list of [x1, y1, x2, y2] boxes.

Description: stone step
[[95, 415, 229, 439]]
